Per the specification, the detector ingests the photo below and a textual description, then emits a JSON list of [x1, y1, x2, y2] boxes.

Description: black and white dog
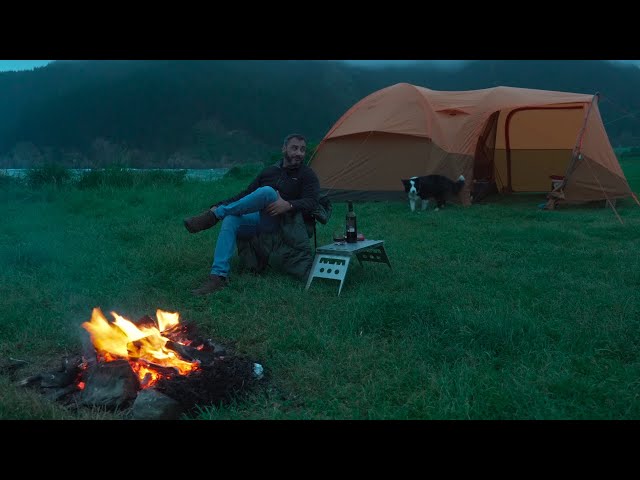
[[401, 174, 466, 211]]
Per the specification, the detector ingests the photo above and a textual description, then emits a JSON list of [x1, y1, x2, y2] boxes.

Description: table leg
[[378, 246, 392, 269], [356, 246, 392, 269], [305, 254, 322, 290], [305, 254, 351, 295]]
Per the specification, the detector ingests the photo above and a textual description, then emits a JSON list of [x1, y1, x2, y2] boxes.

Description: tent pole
[[548, 92, 627, 220], [608, 199, 625, 225], [583, 158, 625, 224], [571, 93, 626, 224], [534, 93, 634, 215], [562, 92, 599, 189]]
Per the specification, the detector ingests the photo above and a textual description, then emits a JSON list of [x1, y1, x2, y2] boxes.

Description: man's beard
[[283, 155, 303, 170]]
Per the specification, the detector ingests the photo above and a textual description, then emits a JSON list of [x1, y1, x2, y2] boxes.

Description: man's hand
[[266, 191, 293, 216]]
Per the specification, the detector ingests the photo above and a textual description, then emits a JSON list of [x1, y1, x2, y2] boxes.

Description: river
[[0, 168, 229, 181]]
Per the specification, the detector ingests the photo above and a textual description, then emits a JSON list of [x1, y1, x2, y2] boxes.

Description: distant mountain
[[1, 60, 639, 169]]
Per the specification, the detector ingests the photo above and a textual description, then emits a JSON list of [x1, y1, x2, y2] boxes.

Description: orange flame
[[82, 307, 198, 385]]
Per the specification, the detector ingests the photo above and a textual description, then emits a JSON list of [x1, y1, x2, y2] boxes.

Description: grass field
[[1, 160, 640, 420]]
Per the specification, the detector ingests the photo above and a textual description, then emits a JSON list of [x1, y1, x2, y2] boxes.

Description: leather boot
[[192, 275, 228, 295], [184, 210, 218, 233]]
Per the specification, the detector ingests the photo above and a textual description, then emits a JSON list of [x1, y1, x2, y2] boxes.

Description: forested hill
[[1, 60, 639, 169]]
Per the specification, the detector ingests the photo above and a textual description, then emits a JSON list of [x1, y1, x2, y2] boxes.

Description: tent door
[[473, 111, 499, 182], [472, 112, 499, 202], [504, 105, 584, 193]]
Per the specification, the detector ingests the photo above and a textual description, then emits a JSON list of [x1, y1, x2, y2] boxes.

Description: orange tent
[[309, 83, 636, 206]]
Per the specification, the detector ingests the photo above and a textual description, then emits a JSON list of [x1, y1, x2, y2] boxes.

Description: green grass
[[2, 160, 640, 420]]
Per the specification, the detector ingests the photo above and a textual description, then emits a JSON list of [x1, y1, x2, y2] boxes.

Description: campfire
[[82, 307, 201, 388], [13, 307, 264, 419]]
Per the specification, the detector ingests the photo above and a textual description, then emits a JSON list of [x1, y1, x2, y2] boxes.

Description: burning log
[[81, 334, 97, 368], [61, 355, 83, 372], [135, 358, 181, 377], [132, 314, 157, 329], [160, 320, 229, 355], [160, 323, 186, 340], [165, 340, 218, 366], [140, 373, 154, 389]]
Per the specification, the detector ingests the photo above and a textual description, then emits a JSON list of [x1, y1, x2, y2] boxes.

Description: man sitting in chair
[[183, 133, 323, 295]]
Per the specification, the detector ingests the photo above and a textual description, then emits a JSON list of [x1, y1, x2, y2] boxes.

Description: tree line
[[0, 60, 638, 169]]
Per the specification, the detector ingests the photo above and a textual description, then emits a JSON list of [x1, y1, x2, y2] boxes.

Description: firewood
[[45, 384, 79, 402], [205, 339, 228, 356], [61, 355, 83, 373], [165, 340, 217, 366], [140, 372, 154, 389], [133, 315, 157, 329], [136, 358, 180, 377], [9, 357, 29, 366], [16, 374, 41, 387], [40, 369, 78, 388], [81, 334, 97, 368]]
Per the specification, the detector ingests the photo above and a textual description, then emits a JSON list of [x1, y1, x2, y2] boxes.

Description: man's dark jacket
[[216, 161, 319, 215], [216, 161, 332, 280]]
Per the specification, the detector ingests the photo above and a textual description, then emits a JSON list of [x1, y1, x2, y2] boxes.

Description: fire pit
[[15, 307, 264, 419]]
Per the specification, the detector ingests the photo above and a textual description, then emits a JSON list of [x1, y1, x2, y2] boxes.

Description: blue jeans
[[211, 186, 280, 278]]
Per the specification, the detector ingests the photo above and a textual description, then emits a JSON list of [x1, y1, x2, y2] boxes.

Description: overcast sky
[[1, 60, 639, 72], [0, 60, 462, 71]]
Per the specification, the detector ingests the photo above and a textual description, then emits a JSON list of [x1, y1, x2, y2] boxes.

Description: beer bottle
[[345, 201, 357, 243]]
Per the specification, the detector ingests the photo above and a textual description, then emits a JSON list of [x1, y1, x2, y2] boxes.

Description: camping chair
[[236, 195, 333, 277], [304, 194, 333, 251]]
